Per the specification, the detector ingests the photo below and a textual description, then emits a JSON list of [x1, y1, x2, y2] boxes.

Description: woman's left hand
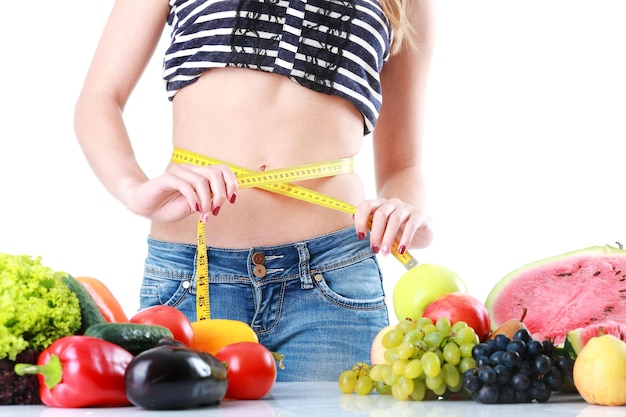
[[354, 198, 433, 255]]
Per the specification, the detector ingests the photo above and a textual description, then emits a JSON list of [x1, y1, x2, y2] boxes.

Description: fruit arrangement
[[338, 245, 626, 407]]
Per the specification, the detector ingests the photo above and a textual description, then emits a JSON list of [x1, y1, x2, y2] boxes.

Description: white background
[[1, 1, 625, 320]]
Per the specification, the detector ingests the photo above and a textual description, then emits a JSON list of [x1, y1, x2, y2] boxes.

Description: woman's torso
[[150, 67, 367, 247], [150, 0, 392, 247]]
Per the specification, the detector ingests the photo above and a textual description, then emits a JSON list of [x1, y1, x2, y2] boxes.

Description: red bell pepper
[[14, 335, 133, 408]]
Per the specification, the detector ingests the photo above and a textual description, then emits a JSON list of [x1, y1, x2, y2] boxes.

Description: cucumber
[[58, 272, 106, 334], [85, 322, 174, 355]]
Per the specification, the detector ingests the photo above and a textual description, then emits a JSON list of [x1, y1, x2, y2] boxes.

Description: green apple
[[392, 263, 467, 322]]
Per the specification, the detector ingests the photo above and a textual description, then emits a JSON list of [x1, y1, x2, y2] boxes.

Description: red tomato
[[215, 342, 277, 400], [422, 292, 492, 342], [130, 305, 194, 346]]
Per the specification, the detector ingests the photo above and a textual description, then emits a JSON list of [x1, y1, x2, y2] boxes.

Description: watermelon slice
[[485, 244, 626, 345], [563, 320, 626, 359]]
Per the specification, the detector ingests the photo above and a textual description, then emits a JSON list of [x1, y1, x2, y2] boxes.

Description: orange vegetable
[[76, 276, 129, 323], [190, 319, 258, 355]]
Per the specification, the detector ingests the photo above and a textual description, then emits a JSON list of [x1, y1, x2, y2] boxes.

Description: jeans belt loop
[[296, 243, 313, 289]]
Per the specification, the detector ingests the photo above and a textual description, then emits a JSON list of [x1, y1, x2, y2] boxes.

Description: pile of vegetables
[[1, 252, 280, 409], [14, 307, 278, 409]]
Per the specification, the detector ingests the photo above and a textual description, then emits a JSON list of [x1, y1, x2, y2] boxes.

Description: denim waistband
[[146, 226, 373, 288]]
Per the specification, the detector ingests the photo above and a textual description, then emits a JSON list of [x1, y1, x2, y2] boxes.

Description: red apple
[[422, 292, 491, 342]]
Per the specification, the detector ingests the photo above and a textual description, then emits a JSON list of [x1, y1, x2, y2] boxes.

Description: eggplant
[[124, 343, 228, 410]]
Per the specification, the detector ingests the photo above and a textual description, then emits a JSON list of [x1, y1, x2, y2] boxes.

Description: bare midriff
[[149, 67, 367, 248]]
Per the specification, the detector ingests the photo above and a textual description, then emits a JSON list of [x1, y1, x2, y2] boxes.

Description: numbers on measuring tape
[[196, 219, 210, 320]]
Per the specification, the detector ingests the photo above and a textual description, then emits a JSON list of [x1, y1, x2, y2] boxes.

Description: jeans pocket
[[140, 267, 193, 309], [313, 256, 386, 310]]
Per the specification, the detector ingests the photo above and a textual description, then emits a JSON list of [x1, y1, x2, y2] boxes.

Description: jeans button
[[253, 264, 267, 278], [252, 252, 265, 265], [314, 273, 323, 282]]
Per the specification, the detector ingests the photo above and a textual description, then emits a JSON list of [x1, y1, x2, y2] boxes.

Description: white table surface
[[0, 382, 621, 417]]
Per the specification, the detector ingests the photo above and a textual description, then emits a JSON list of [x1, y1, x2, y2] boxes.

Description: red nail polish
[[372, 246, 380, 254], [212, 206, 221, 216], [195, 202, 200, 212], [357, 232, 365, 240], [230, 193, 237, 204], [398, 245, 406, 254]]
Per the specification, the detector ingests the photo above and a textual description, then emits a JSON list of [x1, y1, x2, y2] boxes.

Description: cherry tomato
[[130, 305, 194, 346], [215, 342, 277, 400]]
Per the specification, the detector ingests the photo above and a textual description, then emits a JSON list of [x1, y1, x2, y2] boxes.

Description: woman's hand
[[354, 197, 433, 255], [125, 163, 239, 222]]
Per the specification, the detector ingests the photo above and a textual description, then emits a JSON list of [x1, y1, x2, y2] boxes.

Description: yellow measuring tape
[[171, 147, 418, 320]]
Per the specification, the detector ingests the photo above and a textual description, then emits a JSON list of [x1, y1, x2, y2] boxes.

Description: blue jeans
[[139, 226, 389, 382]]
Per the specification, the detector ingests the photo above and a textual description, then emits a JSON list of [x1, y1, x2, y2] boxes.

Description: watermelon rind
[[563, 320, 626, 359], [485, 243, 626, 345]]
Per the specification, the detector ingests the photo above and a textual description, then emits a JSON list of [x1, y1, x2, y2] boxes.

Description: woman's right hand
[[125, 163, 239, 223]]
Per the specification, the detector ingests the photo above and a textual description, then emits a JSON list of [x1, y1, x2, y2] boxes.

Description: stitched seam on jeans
[[315, 285, 386, 310], [144, 267, 191, 280], [253, 273, 301, 285], [254, 281, 286, 336], [310, 250, 374, 274]]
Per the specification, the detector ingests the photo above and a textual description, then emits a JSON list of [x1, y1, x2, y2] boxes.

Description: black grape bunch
[[462, 328, 575, 404]]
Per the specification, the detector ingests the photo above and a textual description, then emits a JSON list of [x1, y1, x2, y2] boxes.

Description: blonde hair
[[379, 0, 415, 54]]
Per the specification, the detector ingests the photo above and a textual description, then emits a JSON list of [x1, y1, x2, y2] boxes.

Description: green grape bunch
[[338, 317, 480, 401]]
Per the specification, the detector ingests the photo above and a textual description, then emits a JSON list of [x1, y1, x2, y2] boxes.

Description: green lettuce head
[[0, 253, 81, 360]]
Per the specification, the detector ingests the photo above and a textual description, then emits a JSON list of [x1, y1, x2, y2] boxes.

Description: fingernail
[[195, 202, 200, 212], [357, 232, 365, 240], [202, 213, 210, 223], [230, 193, 237, 204], [381, 246, 390, 256], [212, 206, 221, 216], [372, 246, 380, 254], [398, 245, 406, 254]]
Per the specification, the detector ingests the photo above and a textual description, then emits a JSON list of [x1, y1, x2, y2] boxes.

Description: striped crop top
[[163, 0, 392, 134]]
